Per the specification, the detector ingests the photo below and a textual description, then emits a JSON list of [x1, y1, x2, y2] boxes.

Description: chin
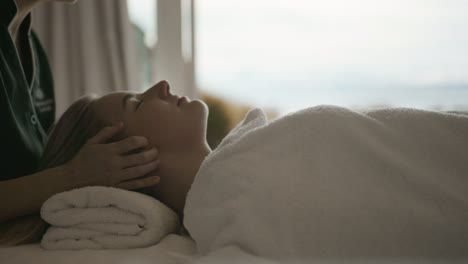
[[197, 100, 210, 119], [189, 99, 209, 115], [188, 100, 209, 131], [195, 99, 209, 111]]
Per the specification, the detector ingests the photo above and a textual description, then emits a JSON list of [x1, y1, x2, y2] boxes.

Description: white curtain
[[32, 0, 140, 117]]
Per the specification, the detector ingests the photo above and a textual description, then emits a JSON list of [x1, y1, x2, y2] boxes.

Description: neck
[[153, 141, 212, 219], [9, 0, 41, 40]]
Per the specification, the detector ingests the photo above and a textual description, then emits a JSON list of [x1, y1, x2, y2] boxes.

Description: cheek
[[125, 119, 153, 140], [124, 114, 166, 144]]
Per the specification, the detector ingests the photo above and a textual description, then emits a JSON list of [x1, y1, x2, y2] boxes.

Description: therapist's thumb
[[86, 122, 124, 145]]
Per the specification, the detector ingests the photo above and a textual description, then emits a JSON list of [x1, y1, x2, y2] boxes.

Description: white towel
[[184, 106, 468, 260], [40, 186, 180, 250]]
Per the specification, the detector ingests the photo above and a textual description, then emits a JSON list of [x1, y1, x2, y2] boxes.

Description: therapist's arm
[[0, 165, 72, 223], [0, 166, 72, 246]]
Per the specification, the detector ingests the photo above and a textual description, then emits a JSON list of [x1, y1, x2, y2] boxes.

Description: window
[[196, 0, 468, 115], [127, 0, 157, 90], [127, 0, 195, 96]]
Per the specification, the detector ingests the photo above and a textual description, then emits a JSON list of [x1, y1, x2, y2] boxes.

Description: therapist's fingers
[[122, 147, 159, 168], [120, 160, 160, 181], [86, 122, 124, 145], [111, 136, 149, 155], [115, 176, 160, 190]]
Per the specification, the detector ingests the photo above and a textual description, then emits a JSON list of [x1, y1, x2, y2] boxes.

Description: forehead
[[99, 92, 130, 106]]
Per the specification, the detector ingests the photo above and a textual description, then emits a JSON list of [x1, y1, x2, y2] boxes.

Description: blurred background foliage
[[200, 91, 279, 150]]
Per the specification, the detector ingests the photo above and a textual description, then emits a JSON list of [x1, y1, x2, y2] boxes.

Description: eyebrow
[[122, 94, 133, 110]]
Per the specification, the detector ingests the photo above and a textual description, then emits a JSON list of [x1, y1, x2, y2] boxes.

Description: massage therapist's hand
[[64, 122, 161, 190]]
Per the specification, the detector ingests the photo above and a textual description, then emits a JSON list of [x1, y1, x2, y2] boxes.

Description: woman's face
[[92, 80, 209, 153]]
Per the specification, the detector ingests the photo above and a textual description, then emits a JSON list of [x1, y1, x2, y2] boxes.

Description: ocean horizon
[[199, 82, 468, 116]]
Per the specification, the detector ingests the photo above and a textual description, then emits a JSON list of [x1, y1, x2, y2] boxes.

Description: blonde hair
[[12, 94, 150, 245], [40, 93, 154, 193], [7, 95, 109, 246], [39, 94, 112, 170]]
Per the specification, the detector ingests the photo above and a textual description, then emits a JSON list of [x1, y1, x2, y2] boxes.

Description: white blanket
[[41, 186, 180, 250], [0, 234, 196, 264], [184, 106, 468, 261]]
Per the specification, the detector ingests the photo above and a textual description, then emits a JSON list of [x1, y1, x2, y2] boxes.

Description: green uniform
[[1, 0, 55, 180]]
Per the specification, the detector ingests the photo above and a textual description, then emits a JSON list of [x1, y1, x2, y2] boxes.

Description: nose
[[144, 80, 170, 99], [157, 80, 170, 92]]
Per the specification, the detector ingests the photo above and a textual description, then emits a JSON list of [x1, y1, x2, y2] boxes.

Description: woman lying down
[[25, 81, 468, 258]]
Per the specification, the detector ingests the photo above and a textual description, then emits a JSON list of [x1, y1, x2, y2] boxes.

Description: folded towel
[[40, 186, 180, 250]]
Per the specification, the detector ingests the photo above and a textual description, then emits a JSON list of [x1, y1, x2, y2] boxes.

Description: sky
[[128, 0, 468, 115]]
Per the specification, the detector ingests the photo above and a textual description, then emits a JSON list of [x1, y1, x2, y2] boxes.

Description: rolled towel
[[40, 186, 180, 250]]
